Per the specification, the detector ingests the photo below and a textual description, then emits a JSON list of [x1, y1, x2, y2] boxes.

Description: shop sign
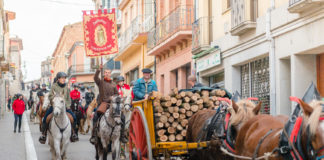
[[196, 50, 221, 72]]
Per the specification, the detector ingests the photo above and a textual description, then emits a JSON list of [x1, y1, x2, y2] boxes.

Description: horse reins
[[306, 117, 324, 160]]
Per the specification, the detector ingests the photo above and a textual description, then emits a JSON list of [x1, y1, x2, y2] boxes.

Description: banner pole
[[101, 56, 103, 78]]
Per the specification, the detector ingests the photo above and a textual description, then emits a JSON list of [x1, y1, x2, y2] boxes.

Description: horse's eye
[[61, 100, 64, 103]]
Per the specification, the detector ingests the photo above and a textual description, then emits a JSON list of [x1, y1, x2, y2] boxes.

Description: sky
[[4, 0, 95, 82]]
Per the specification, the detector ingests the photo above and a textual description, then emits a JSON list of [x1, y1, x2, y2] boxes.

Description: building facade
[[194, 0, 324, 115], [51, 22, 84, 80], [115, 0, 155, 84], [8, 36, 23, 96], [147, 0, 194, 95], [40, 57, 52, 88]]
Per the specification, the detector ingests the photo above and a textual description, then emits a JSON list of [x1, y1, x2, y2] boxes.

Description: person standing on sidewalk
[[7, 95, 12, 112], [12, 94, 25, 133]]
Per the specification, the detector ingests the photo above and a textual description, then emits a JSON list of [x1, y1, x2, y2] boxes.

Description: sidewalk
[[0, 111, 26, 160]]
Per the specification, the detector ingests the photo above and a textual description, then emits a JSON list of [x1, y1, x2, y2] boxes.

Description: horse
[[37, 92, 50, 131], [120, 90, 133, 159], [186, 98, 262, 160], [47, 92, 71, 160], [79, 98, 88, 135], [95, 96, 124, 160], [71, 98, 82, 137], [234, 99, 324, 160], [81, 98, 98, 134], [30, 91, 39, 123]]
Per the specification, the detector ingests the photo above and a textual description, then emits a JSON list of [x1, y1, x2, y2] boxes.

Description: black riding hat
[[42, 84, 46, 87], [56, 72, 67, 79], [73, 84, 78, 88], [116, 76, 125, 82]]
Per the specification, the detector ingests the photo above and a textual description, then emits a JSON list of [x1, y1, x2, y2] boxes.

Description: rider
[[70, 84, 81, 107], [79, 85, 87, 101], [85, 86, 95, 110], [90, 64, 119, 145], [39, 72, 79, 144], [37, 84, 49, 110]]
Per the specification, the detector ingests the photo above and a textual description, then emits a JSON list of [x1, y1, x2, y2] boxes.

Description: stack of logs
[[151, 88, 227, 142]]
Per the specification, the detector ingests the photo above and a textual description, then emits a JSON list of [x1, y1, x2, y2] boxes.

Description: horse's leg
[[53, 139, 61, 160], [112, 138, 121, 160], [61, 141, 69, 160]]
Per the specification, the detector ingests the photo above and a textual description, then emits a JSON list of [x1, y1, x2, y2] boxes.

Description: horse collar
[[223, 113, 236, 153], [54, 117, 69, 134]]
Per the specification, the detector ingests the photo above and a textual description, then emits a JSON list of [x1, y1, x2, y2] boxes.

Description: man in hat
[[187, 75, 204, 89], [133, 68, 158, 101]]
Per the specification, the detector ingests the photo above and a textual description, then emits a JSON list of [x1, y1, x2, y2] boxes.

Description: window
[[241, 57, 270, 114], [209, 72, 225, 88], [227, 0, 231, 8], [126, 67, 139, 84]]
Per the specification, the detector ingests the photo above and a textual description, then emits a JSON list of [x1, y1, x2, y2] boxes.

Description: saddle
[[46, 112, 74, 124]]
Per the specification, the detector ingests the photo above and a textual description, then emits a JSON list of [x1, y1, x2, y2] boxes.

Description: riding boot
[[90, 112, 101, 145], [70, 122, 79, 142], [39, 123, 47, 144]]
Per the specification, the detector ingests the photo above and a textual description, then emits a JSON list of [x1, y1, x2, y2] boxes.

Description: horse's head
[[229, 98, 261, 130], [109, 96, 122, 124], [122, 90, 132, 112], [52, 92, 66, 117], [42, 92, 50, 110], [299, 99, 324, 159]]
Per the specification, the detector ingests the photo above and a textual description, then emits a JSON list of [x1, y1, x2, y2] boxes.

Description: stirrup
[[39, 135, 46, 144]]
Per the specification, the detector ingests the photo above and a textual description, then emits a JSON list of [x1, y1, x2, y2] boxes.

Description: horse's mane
[[305, 100, 323, 136], [229, 99, 257, 127]]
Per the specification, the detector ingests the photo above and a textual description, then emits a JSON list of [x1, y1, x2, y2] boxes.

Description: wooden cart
[[129, 99, 210, 160]]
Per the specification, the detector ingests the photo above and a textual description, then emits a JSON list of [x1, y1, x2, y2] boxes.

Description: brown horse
[[186, 99, 262, 160], [235, 99, 324, 160], [37, 92, 50, 131], [79, 98, 98, 134]]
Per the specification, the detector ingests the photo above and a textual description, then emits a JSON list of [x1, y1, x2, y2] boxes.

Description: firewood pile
[[150, 88, 227, 142]]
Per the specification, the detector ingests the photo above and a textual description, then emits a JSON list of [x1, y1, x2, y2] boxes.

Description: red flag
[[82, 9, 118, 57]]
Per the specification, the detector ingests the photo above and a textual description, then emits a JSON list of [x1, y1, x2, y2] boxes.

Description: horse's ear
[[232, 100, 239, 113], [299, 99, 313, 116], [253, 101, 262, 115]]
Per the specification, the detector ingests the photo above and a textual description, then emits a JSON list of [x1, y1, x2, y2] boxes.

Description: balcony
[[147, 5, 194, 56], [288, 0, 324, 13], [116, 15, 154, 60], [192, 17, 212, 54], [230, 0, 257, 36], [67, 64, 96, 77]]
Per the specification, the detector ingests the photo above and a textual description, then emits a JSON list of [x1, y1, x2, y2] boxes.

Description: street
[[28, 114, 97, 160]]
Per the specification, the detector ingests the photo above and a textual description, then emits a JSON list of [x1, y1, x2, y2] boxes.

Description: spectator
[[12, 94, 25, 133], [7, 95, 12, 112], [187, 75, 204, 88], [133, 68, 158, 101]]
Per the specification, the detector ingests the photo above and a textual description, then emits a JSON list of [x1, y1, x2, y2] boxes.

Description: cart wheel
[[129, 106, 153, 160]]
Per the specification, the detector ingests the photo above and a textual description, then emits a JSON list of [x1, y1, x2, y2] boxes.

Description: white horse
[[48, 92, 71, 160], [96, 96, 124, 160], [30, 91, 39, 123], [121, 90, 132, 159]]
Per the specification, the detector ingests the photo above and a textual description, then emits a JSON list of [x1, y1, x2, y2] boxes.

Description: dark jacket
[[85, 91, 95, 104], [49, 82, 71, 109], [133, 78, 158, 101], [37, 89, 49, 97], [94, 70, 118, 104]]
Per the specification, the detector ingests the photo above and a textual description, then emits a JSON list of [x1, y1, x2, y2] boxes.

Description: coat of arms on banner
[[82, 9, 118, 57]]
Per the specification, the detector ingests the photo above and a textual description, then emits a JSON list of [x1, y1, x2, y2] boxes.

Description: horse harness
[[48, 116, 70, 143], [278, 105, 324, 160]]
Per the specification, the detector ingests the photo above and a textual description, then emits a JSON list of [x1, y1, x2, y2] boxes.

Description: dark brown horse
[[186, 99, 262, 160], [235, 99, 324, 160]]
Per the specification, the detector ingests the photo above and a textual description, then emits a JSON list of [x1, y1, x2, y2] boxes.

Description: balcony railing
[[118, 15, 154, 53], [288, 0, 324, 13], [147, 5, 193, 51], [67, 64, 96, 77], [192, 17, 212, 54], [230, 0, 257, 36]]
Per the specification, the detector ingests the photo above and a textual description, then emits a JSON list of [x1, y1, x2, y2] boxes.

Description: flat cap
[[142, 68, 152, 73]]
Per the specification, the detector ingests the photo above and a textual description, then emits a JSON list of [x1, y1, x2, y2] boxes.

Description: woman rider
[[39, 72, 79, 144]]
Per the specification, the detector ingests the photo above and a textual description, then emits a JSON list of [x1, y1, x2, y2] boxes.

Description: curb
[[23, 111, 38, 160]]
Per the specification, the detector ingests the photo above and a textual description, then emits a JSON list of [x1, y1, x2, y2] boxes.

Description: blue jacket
[[133, 78, 158, 101]]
